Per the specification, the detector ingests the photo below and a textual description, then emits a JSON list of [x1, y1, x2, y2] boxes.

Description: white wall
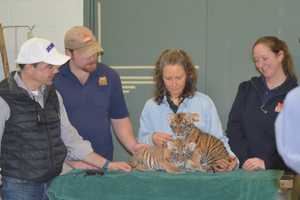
[[0, 0, 83, 78]]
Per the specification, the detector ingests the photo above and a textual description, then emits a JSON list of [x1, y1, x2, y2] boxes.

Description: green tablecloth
[[48, 169, 283, 200]]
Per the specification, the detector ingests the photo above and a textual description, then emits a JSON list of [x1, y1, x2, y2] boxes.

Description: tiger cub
[[129, 139, 190, 173], [169, 112, 199, 139], [169, 112, 232, 172]]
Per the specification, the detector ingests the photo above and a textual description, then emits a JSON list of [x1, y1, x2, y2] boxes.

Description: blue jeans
[[2, 176, 50, 200]]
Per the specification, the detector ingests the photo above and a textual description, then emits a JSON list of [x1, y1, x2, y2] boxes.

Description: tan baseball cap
[[64, 26, 104, 57]]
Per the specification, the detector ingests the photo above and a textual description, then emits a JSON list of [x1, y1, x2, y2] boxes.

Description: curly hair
[[252, 36, 297, 81], [153, 48, 197, 104]]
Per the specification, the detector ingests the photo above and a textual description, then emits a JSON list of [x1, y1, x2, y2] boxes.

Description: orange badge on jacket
[[274, 101, 283, 112], [98, 76, 108, 86]]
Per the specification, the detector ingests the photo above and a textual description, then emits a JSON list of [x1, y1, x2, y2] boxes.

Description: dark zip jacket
[[226, 76, 297, 171], [0, 74, 67, 182]]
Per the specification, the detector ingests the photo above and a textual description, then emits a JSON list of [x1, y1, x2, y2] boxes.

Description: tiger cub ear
[[187, 112, 199, 123], [168, 113, 176, 124]]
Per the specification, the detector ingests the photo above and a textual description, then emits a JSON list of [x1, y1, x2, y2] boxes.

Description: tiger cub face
[[169, 112, 199, 139], [166, 139, 193, 169]]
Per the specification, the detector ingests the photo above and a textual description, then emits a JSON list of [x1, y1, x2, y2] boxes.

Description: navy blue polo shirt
[[53, 62, 129, 160]]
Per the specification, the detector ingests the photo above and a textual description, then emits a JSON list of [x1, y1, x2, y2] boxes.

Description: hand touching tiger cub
[[169, 112, 237, 172], [151, 132, 172, 147]]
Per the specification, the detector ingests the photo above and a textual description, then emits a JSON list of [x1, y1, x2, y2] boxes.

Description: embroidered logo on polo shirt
[[98, 76, 108, 86], [274, 101, 283, 112]]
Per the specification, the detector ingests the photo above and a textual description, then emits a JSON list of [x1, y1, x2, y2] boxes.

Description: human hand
[[242, 157, 265, 171], [107, 161, 132, 172], [152, 132, 172, 147], [65, 160, 98, 170], [131, 143, 149, 154], [214, 156, 237, 172]]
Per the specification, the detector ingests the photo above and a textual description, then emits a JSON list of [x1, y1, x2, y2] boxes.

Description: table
[[48, 169, 283, 200]]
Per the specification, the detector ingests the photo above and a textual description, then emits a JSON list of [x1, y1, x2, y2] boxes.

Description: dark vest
[[0, 74, 67, 182]]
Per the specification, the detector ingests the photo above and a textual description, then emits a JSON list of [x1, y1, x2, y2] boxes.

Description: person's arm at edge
[[275, 88, 300, 174]]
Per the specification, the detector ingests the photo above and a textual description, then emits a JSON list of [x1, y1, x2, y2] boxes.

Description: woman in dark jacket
[[227, 36, 298, 171]]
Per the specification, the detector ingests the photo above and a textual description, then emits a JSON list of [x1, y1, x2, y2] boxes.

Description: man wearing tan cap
[[0, 37, 131, 200], [54, 26, 145, 169]]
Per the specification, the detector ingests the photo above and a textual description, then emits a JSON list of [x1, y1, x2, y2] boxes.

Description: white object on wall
[[0, 0, 83, 78]]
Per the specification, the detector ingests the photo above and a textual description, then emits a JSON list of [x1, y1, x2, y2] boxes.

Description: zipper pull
[[260, 105, 268, 114]]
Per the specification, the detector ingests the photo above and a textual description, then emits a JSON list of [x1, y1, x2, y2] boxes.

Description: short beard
[[82, 63, 97, 73]]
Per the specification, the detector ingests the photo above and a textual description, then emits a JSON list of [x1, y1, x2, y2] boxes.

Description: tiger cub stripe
[[129, 139, 188, 173]]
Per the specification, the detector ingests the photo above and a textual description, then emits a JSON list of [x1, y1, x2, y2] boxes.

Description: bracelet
[[102, 159, 110, 173]]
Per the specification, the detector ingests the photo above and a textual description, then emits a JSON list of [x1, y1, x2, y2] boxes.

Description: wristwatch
[[102, 159, 110, 173]]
